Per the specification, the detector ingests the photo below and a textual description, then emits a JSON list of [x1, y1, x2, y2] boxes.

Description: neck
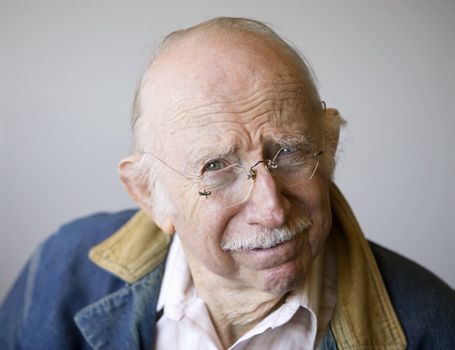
[[188, 264, 286, 348]]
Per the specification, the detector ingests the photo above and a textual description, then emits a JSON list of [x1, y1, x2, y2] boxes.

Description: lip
[[244, 236, 295, 254], [233, 236, 300, 269], [248, 236, 295, 251]]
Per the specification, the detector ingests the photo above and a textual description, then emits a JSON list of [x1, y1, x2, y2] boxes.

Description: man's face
[[148, 36, 333, 294]]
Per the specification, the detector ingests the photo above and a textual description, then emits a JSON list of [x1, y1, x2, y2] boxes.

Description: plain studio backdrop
[[0, 0, 454, 301]]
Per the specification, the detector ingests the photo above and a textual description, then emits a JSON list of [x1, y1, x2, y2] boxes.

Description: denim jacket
[[1, 184, 454, 349]]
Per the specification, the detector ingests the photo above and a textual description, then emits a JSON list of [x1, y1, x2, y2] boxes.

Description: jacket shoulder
[[370, 242, 455, 349], [50, 209, 139, 247], [32, 208, 140, 296], [35, 209, 140, 283], [0, 209, 138, 349]]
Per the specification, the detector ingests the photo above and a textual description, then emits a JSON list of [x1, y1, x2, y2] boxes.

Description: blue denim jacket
[[1, 186, 454, 349]]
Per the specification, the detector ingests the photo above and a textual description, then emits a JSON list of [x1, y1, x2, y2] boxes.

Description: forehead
[[174, 76, 313, 126], [169, 83, 320, 169], [145, 32, 320, 156]]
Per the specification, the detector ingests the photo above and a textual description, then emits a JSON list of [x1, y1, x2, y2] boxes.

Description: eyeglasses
[[143, 102, 326, 208], [143, 147, 323, 208]]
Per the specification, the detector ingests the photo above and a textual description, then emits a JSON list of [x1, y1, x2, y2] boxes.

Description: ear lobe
[[158, 215, 176, 235], [118, 156, 176, 235]]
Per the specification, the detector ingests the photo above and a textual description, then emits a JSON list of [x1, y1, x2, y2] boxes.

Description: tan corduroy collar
[[89, 211, 171, 284], [89, 183, 406, 349], [329, 184, 406, 349]]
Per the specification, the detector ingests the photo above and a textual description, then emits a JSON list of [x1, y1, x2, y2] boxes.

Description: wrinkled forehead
[[141, 32, 321, 154], [158, 81, 321, 162], [170, 81, 319, 136], [163, 93, 322, 177], [177, 93, 322, 173]]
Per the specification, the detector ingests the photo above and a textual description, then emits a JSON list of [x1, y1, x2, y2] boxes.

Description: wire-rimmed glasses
[[142, 145, 323, 209], [142, 101, 326, 208]]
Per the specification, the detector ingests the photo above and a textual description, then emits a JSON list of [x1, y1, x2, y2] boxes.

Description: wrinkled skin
[[142, 33, 334, 295]]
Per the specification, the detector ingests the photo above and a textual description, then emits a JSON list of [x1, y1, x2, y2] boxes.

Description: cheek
[[303, 178, 332, 254], [172, 194, 242, 276]]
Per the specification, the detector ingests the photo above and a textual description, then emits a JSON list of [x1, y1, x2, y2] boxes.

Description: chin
[[259, 261, 305, 295]]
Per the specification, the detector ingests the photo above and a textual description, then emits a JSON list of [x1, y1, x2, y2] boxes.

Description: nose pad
[[245, 163, 290, 228], [247, 160, 276, 181]]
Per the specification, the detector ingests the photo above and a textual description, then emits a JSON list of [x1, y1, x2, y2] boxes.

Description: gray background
[[1, 0, 454, 301]]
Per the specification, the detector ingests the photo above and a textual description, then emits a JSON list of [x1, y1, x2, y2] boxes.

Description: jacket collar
[[89, 210, 171, 283], [80, 182, 406, 349], [329, 183, 406, 349], [74, 212, 171, 349]]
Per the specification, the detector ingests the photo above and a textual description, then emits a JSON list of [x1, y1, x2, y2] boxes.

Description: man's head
[[119, 17, 342, 295]]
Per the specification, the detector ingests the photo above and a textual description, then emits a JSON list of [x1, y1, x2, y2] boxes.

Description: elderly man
[[0, 17, 454, 350]]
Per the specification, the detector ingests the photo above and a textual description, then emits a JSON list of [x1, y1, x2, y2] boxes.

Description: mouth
[[247, 234, 296, 251], [237, 236, 301, 270], [220, 217, 312, 253], [221, 221, 311, 252]]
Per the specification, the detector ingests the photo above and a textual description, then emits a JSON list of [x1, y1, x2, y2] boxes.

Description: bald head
[[131, 17, 322, 154], [119, 17, 343, 234]]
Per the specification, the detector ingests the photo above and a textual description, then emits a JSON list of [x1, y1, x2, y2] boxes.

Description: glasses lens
[[200, 164, 253, 208], [273, 155, 320, 187], [199, 155, 320, 208]]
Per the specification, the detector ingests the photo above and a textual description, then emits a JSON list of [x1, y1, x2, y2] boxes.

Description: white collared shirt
[[154, 235, 337, 350]]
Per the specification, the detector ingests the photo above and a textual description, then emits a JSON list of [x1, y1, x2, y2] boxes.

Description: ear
[[323, 107, 344, 173], [118, 156, 175, 234]]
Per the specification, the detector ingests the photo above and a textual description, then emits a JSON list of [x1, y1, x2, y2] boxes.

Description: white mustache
[[220, 217, 312, 251]]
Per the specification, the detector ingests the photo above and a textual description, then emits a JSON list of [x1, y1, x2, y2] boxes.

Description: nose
[[245, 164, 290, 229]]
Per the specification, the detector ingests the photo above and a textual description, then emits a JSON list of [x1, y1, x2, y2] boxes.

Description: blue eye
[[276, 147, 300, 158], [273, 146, 308, 166], [282, 147, 297, 154], [203, 160, 225, 172]]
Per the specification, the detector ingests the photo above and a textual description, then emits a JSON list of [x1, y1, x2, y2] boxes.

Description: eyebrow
[[272, 133, 314, 147], [187, 144, 237, 173]]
